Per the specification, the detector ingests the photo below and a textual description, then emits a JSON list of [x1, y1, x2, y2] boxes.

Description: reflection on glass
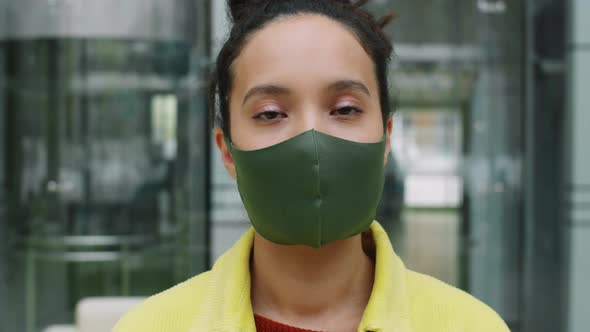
[[0, 39, 208, 332], [392, 109, 463, 207]]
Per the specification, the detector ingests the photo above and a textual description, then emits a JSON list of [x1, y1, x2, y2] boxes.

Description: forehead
[[232, 14, 376, 89]]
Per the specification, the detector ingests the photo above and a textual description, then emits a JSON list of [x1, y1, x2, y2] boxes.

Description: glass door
[[0, 1, 211, 330]]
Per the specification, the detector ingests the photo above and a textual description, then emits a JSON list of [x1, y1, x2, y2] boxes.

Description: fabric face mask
[[227, 129, 386, 248]]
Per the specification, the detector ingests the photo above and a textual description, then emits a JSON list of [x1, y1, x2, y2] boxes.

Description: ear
[[383, 116, 393, 166], [214, 128, 237, 179]]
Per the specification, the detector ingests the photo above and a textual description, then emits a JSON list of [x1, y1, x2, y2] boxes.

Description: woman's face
[[216, 14, 392, 178]]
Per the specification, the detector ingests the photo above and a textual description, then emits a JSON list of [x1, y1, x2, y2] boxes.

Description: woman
[[115, 1, 510, 331]]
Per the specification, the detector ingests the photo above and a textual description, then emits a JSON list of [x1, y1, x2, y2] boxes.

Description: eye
[[253, 110, 287, 121], [330, 106, 363, 117]]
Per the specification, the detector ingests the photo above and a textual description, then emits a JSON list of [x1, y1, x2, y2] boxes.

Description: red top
[[254, 314, 325, 332]]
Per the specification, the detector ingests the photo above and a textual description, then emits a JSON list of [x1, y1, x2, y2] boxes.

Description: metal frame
[[522, 1, 569, 331], [21, 234, 159, 332], [0, 0, 197, 42]]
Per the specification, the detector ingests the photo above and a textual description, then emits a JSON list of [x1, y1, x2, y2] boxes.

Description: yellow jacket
[[114, 222, 510, 332]]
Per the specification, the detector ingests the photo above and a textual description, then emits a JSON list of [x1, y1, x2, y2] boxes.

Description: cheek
[[365, 97, 386, 138], [228, 102, 273, 150], [228, 103, 249, 148], [333, 106, 384, 143], [227, 87, 252, 139], [359, 113, 385, 142]]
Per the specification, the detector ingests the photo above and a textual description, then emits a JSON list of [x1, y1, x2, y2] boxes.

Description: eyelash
[[253, 110, 286, 121], [252, 106, 364, 122], [330, 105, 363, 117]]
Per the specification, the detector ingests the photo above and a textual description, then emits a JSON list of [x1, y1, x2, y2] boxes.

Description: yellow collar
[[190, 221, 412, 332]]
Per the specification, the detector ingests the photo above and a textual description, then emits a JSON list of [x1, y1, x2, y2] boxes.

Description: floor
[[389, 209, 461, 287]]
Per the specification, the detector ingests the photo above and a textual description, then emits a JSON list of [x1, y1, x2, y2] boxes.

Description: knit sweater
[[254, 314, 323, 332], [114, 221, 510, 332]]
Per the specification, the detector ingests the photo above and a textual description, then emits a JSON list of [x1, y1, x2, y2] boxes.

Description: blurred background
[[0, 0, 587, 331]]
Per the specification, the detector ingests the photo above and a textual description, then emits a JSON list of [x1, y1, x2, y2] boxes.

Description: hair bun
[[228, 0, 266, 23], [228, 0, 359, 23]]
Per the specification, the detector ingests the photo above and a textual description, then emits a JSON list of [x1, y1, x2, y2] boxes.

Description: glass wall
[[0, 1, 211, 331], [366, 1, 567, 331], [366, 0, 524, 305], [0, 1, 576, 331]]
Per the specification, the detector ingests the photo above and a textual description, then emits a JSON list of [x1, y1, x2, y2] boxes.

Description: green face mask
[[227, 129, 386, 248]]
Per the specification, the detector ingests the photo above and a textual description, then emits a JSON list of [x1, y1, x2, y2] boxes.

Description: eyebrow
[[241, 79, 371, 106], [327, 80, 371, 97], [242, 85, 291, 106]]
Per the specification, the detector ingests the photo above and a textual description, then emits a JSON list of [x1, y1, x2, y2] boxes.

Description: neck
[[250, 233, 375, 329]]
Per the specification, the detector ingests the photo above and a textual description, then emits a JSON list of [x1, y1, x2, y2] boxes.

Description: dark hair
[[210, 0, 395, 137]]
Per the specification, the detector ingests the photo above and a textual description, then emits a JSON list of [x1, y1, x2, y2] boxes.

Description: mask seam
[[311, 130, 322, 248]]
